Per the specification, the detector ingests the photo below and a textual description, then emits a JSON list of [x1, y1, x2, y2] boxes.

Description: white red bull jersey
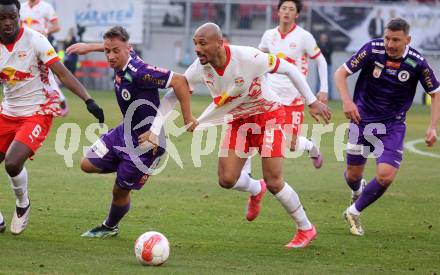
[[20, 0, 57, 36], [185, 45, 283, 130], [259, 25, 321, 106], [0, 27, 61, 117]]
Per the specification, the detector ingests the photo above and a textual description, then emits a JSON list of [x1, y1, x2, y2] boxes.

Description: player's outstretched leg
[[82, 182, 130, 238], [296, 136, 322, 169], [0, 211, 5, 233]]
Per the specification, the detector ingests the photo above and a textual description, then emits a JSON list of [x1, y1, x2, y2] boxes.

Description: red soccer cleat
[[246, 180, 267, 221], [285, 225, 317, 249]]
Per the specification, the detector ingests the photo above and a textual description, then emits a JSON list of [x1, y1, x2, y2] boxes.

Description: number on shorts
[[28, 124, 42, 142]]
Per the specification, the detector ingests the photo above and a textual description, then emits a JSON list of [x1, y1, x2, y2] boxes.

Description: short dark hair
[[103, 26, 130, 42], [278, 0, 303, 14], [0, 0, 20, 11], [385, 18, 410, 35]]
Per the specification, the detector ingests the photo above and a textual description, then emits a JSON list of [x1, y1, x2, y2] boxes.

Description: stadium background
[[47, 0, 440, 103]]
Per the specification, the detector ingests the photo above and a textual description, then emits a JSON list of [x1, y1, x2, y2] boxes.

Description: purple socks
[[104, 202, 131, 228], [355, 178, 387, 212]]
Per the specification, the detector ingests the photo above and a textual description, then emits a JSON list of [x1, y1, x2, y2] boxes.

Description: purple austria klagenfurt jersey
[[344, 39, 440, 123], [114, 56, 173, 140]]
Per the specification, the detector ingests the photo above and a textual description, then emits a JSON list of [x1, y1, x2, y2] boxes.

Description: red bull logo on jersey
[[213, 91, 241, 107], [46, 49, 56, 58], [23, 17, 40, 26], [0, 67, 34, 85], [234, 77, 244, 87]]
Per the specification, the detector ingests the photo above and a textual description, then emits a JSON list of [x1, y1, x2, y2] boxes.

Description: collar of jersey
[[211, 44, 231, 76], [2, 27, 24, 52], [277, 24, 297, 39], [28, 0, 41, 9], [120, 55, 133, 72]]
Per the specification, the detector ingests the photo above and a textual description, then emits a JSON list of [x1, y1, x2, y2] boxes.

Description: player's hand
[[342, 99, 361, 124], [317, 91, 328, 105], [308, 100, 331, 124], [184, 116, 199, 132], [85, 99, 105, 124], [425, 127, 437, 147], [138, 131, 159, 155], [66, 43, 92, 55]]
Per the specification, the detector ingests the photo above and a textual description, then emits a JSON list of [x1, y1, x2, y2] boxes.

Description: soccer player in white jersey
[[139, 23, 331, 248], [253, 0, 329, 174], [0, 0, 104, 235], [20, 0, 68, 116]]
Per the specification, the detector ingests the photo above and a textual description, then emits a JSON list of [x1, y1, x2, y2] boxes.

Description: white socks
[[275, 183, 312, 230], [296, 136, 319, 158], [348, 204, 361, 216], [242, 158, 252, 175], [8, 167, 30, 208], [0, 211, 4, 224], [231, 171, 261, 196]]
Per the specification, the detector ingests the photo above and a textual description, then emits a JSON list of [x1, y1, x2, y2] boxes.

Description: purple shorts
[[86, 124, 164, 190], [346, 121, 406, 168]]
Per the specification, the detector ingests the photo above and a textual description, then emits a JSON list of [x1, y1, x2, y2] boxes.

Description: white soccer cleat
[[10, 204, 30, 235], [343, 208, 364, 236]]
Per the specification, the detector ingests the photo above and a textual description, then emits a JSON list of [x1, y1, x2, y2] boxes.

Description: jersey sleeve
[[419, 59, 440, 94], [343, 41, 373, 75], [304, 32, 321, 59], [136, 64, 173, 90], [33, 33, 60, 66], [258, 30, 270, 51], [184, 60, 203, 91], [248, 47, 281, 76]]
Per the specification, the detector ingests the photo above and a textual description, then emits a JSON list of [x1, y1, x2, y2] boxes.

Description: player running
[[0, 0, 104, 235], [140, 23, 331, 248], [20, 0, 68, 116], [254, 0, 329, 173], [334, 18, 440, 236], [79, 26, 193, 238]]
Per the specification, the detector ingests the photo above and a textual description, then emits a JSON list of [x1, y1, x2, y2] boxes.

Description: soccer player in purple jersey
[[79, 26, 194, 238], [334, 18, 440, 236]]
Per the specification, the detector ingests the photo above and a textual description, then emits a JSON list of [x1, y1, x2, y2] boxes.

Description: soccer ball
[[134, 231, 170, 266]]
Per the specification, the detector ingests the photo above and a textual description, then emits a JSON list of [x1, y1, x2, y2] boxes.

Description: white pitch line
[[404, 139, 440, 159]]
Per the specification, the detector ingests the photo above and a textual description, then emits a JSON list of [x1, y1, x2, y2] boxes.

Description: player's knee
[[218, 174, 237, 189], [4, 158, 23, 177], [80, 158, 95, 173], [346, 169, 363, 183], [264, 176, 284, 194], [376, 174, 394, 187]]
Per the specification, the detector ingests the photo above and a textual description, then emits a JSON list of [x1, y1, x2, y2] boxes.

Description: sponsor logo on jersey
[[386, 60, 400, 69], [404, 58, 417, 68], [143, 74, 166, 87], [398, 70, 410, 82], [385, 69, 397, 76], [46, 49, 56, 57], [373, 62, 384, 78], [24, 17, 40, 26], [0, 67, 34, 85], [234, 77, 244, 87], [268, 54, 276, 67], [350, 50, 367, 69], [213, 91, 241, 107], [121, 88, 131, 101], [17, 51, 27, 59], [421, 68, 434, 89], [289, 42, 296, 48], [124, 72, 133, 83]]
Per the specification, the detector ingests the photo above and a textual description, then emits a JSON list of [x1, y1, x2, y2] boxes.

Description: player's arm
[[66, 43, 104, 55], [169, 73, 196, 129], [275, 57, 331, 123], [47, 18, 60, 35], [258, 31, 270, 53], [334, 65, 360, 124], [426, 92, 440, 147], [49, 61, 104, 123], [305, 34, 328, 104]]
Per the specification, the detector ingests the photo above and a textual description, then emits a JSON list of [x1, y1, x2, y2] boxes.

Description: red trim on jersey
[[278, 24, 297, 40], [310, 51, 321, 59], [3, 28, 24, 52], [45, 56, 60, 66], [213, 45, 231, 76], [270, 57, 281, 73]]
